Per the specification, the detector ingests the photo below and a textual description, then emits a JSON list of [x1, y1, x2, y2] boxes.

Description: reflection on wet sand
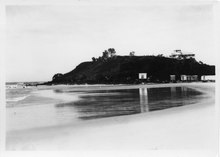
[[139, 88, 149, 113], [171, 87, 176, 98], [55, 87, 203, 120]]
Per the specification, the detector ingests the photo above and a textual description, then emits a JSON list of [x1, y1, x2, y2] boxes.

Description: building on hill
[[170, 50, 195, 60]]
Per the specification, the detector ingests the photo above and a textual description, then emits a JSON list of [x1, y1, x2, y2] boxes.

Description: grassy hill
[[48, 55, 215, 84]]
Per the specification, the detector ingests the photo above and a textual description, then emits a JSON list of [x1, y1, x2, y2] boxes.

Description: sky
[[5, 2, 216, 82]]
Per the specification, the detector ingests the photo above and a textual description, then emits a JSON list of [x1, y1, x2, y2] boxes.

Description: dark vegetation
[[45, 48, 215, 85]]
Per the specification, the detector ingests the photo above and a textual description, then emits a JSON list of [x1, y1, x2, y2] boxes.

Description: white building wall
[[139, 73, 147, 79]]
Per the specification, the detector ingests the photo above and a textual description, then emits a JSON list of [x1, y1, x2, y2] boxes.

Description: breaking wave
[[6, 95, 29, 102]]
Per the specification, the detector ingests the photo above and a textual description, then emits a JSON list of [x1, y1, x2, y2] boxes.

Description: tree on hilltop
[[102, 50, 110, 60], [91, 48, 117, 62], [129, 51, 135, 56], [108, 48, 116, 57]]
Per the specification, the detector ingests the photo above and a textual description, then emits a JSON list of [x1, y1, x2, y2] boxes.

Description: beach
[[6, 82, 217, 152]]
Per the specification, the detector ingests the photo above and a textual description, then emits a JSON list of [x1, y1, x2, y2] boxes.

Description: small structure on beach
[[139, 73, 147, 80], [201, 75, 215, 82], [181, 75, 198, 81]]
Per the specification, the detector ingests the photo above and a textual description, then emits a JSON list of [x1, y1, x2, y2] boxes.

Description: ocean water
[[6, 85, 205, 132]]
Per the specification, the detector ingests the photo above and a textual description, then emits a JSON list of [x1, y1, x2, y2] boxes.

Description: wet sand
[[6, 82, 217, 151]]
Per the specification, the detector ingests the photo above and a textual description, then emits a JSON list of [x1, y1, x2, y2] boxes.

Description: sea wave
[[6, 95, 29, 102]]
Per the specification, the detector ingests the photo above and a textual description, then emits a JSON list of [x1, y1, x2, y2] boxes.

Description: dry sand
[[6, 83, 218, 153]]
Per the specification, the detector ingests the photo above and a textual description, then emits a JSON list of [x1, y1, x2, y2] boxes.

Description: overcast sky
[[6, 2, 215, 82]]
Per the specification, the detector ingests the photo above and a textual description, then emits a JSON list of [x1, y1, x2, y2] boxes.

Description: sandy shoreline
[[6, 82, 217, 152], [36, 82, 215, 91]]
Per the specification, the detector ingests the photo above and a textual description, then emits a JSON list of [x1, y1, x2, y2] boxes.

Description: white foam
[[33, 90, 79, 102], [6, 95, 29, 102]]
